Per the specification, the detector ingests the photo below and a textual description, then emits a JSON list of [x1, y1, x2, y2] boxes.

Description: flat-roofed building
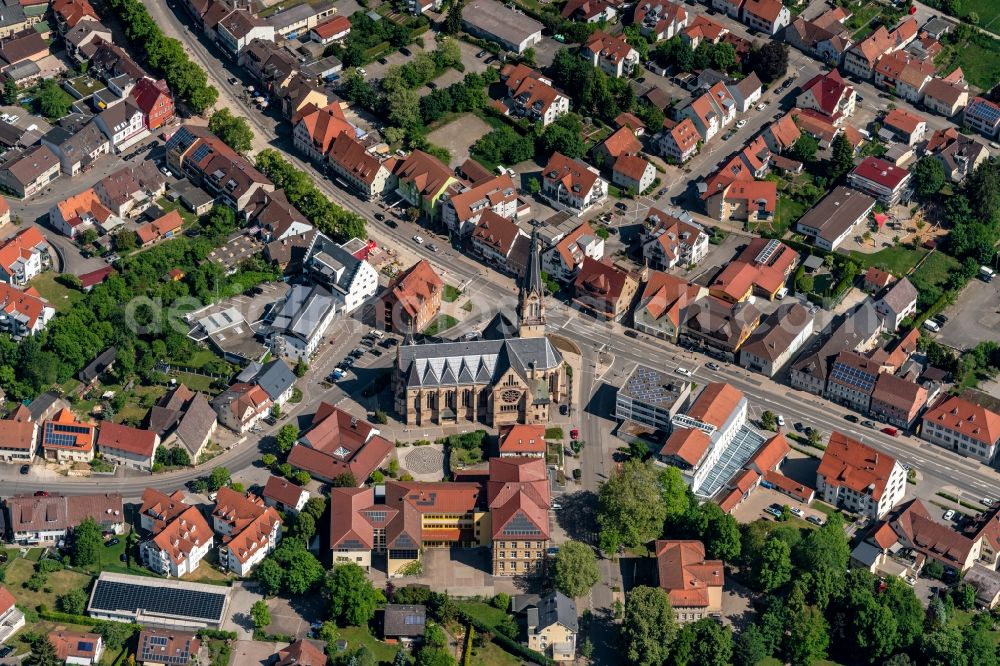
[[615, 364, 692, 432], [87, 572, 232, 629], [796, 186, 876, 251], [461, 0, 542, 54]]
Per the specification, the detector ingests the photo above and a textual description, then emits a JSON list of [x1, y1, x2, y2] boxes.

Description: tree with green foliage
[[275, 424, 299, 454], [70, 517, 102, 567], [752, 536, 792, 593], [749, 41, 789, 83], [919, 626, 967, 666], [621, 586, 676, 666], [660, 466, 695, 521], [208, 109, 254, 154], [791, 134, 819, 162], [760, 410, 777, 431], [698, 502, 741, 561], [597, 459, 668, 553], [332, 472, 356, 487], [255, 558, 284, 596], [670, 618, 733, 666], [553, 540, 600, 598], [829, 134, 855, 179], [785, 605, 829, 666], [291, 510, 316, 542], [539, 114, 586, 159], [250, 600, 271, 628], [208, 466, 230, 491], [442, 1, 462, 35], [324, 563, 384, 626], [24, 637, 60, 666], [953, 582, 977, 610], [912, 156, 946, 198], [303, 496, 327, 521], [3, 79, 17, 105], [38, 80, 73, 119], [472, 126, 535, 168], [733, 624, 771, 666], [710, 42, 737, 73], [58, 588, 87, 615], [794, 512, 849, 571]]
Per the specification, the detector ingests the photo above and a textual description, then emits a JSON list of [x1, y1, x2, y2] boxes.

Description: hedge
[[456, 608, 554, 666], [39, 609, 102, 626], [198, 628, 238, 641]]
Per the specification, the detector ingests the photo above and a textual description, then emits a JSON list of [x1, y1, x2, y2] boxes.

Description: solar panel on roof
[[90, 579, 227, 622], [404, 615, 423, 625]]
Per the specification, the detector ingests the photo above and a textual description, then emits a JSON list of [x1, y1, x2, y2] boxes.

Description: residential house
[[869, 372, 927, 429], [572, 256, 639, 321], [873, 51, 935, 103], [306, 234, 379, 314], [275, 640, 326, 666], [709, 237, 799, 302], [268, 284, 336, 361], [326, 133, 394, 200], [138, 488, 188, 534], [592, 127, 642, 169], [0, 283, 53, 338], [310, 15, 351, 44], [41, 408, 95, 463], [541, 222, 605, 283], [137, 629, 201, 666], [131, 77, 175, 130], [97, 422, 159, 472], [705, 179, 776, 224], [94, 98, 148, 153], [711, 0, 744, 19], [847, 156, 911, 205], [727, 72, 762, 113], [842, 19, 917, 80], [64, 20, 111, 63], [931, 133, 989, 182], [245, 189, 312, 242], [212, 383, 272, 434], [52, 0, 99, 31], [287, 403, 393, 484], [761, 114, 802, 154], [658, 117, 701, 163], [790, 300, 884, 395], [881, 107, 927, 146], [244, 359, 297, 407], [921, 396, 1000, 465], [964, 566, 1000, 610], [215, 9, 274, 59], [789, 108, 840, 148], [541, 152, 608, 212], [581, 30, 639, 78], [633, 271, 703, 343], [816, 432, 906, 519], [863, 266, 895, 292], [93, 163, 166, 218], [4, 492, 123, 544], [613, 154, 656, 195], [824, 350, 882, 413], [738, 302, 814, 377], [796, 69, 856, 122], [499, 64, 570, 127], [39, 122, 109, 177], [498, 424, 546, 458], [741, 0, 790, 35], [0, 144, 60, 197], [563, 0, 617, 23], [512, 592, 577, 662], [135, 209, 184, 246], [440, 173, 518, 237], [460, 0, 542, 54], [922, 77, 969, 117], [875, 276, 917, 331], [212, 487, 283, 576], [139, 503, 213, 577], [377, 259, 443, 333], [0, 226, 48, 285], [393, 150, 460, 221], [680, 297, 761, 361], [262, 475, 309, 514], [470, 211, 529, 277], [633, 0, 688, 41], [266, 0, 335, 39], [796, 185, 876, 251], [157, 389, 218, 463], [382, 604, 426, 644], [655, 540, 724, 622], [49, 188, 113, 238], [681, 14, 728, 48], [292, 101, 353, 164], [0, 405, 37, 464], [964, 97, 1000, 140], [784, 8, 852, 64], [48, 630, 103, 665]]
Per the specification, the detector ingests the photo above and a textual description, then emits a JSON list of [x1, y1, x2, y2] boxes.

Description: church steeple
[[518, 227, 546, 339]]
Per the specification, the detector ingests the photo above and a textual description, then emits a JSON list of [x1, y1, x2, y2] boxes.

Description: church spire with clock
[[518, 228, 546, 339]]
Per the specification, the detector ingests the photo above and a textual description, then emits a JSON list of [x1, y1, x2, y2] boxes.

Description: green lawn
[[471, 641, 522, 665], [911, 250, 960, 291], [155, 197, 198, 227], [4, 558, 93, 611], [423, 314, 458, 336], [934, 30, 1000, 90], [442, 285, 462, 303], [955, 0, 1000, 36], [455, 600, 511, 631], [809, 500, 839, 518], [849, 246, 928, 274], [28, 272, 84, 310], [338, 625, 401, 663], [14, 620, 124, 664], [172, 371, 217, 393], [842, 2, 882, 40]]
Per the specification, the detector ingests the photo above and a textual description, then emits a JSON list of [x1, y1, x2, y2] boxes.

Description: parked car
[[570, 428, 580, 440], [374, 212, 385, 221], [34, 491, 48, 497], [625, 330, 638, 338], [736, 119, 747, 128], [476, 50, 488, 57], [806, 515, 824, 526], [793, 422, 804, 432], [765, 506, 782, 518], [706, 362, 720, 371], [776, 414, 785, 427], [790, 507, 804, 518], [983, 497, 997, 507], [943, 509, 956, 521], [881, 427, 899, 436], [427, 243, 439, 252], [386, 219, 398, 228], [844, 414, 859, 423], [19, 464, 28, 475], [412, 235, 424, 244], [862, 420, 876, 428]]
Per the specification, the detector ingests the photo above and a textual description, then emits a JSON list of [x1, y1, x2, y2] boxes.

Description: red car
[[34, 491, 49, 497], [881, 427, 899, 437], [570, 428, 580, 441]]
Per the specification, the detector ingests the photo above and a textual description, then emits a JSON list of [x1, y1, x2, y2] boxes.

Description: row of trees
[[382, 40, 463, 94], [652, 38, 739, 77], [255, 149, 367, 242], [104, 0, 218, 113], [209, 109, 254, 155]]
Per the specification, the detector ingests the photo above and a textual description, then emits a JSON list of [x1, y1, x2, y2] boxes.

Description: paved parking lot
[[730, 484, 826, 527], [936, 278, 1000, 350], [230, 640, 287, 666]]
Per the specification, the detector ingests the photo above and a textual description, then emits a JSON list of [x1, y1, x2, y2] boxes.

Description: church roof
[[397, 338, 562, 389]]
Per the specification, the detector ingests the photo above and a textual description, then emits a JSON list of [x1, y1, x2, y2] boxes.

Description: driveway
[[223, 581, 265, 639], [229, 640, 287, 666]]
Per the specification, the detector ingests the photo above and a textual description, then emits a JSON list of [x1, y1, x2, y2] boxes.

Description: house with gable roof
[[440, 173, 519, 237], [633, 270, 704, 342], [139, 496, 213, 577], [541, 152, 608, 212], [499, 64, 570, 127], [541, 221, 605, 283], [796, 69, 856, 122], [512, 592, 578, 662], [742, 0, 789, 35], [572, 256, 639, 321], [377, 259, 444, 333], [816, 432, 906, 518], [581, 30, 639, 78], [657, 117, 701, 163], [212, 487, 282, 576], [633, 0, 688, 41], [640, 208, 708, 270], [0, 226, 48, 285], [921, 395, 1000, 465], [393, 150, 461, 222], [287, 403, 393, 484], [655, 540, 724, 622]]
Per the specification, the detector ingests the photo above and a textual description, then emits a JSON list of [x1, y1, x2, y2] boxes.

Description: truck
[[980, 266, 996, 282]]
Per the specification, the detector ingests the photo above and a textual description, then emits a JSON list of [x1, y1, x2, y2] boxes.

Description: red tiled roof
[[654, 540, 724, 608], [311, 15, 351, 39], [139, 488, 188, 534], [383, 259, 443, 320], [660, 428, 712, 466], [499, 424, 547, 454], [97, 421, 158, 458], [151, 504, 212, 565], [851, 156, 910, 189], [640, 270, 700, 326], [600, 127, 642, 159], [543, 152, 601, 198], [212, 488, 282, 564], [817, 432, 898, 500], [263, 475, 307, 508], [613, 154, 652, 182], [924, 396, 1000, 447], [42, 408, 94, 452], [798, 69, 852, 117]]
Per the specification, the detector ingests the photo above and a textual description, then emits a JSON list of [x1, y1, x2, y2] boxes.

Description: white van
[[775, 286, 788, 300], [369, 329, 384, 339], [923, 320, 940, 332]]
